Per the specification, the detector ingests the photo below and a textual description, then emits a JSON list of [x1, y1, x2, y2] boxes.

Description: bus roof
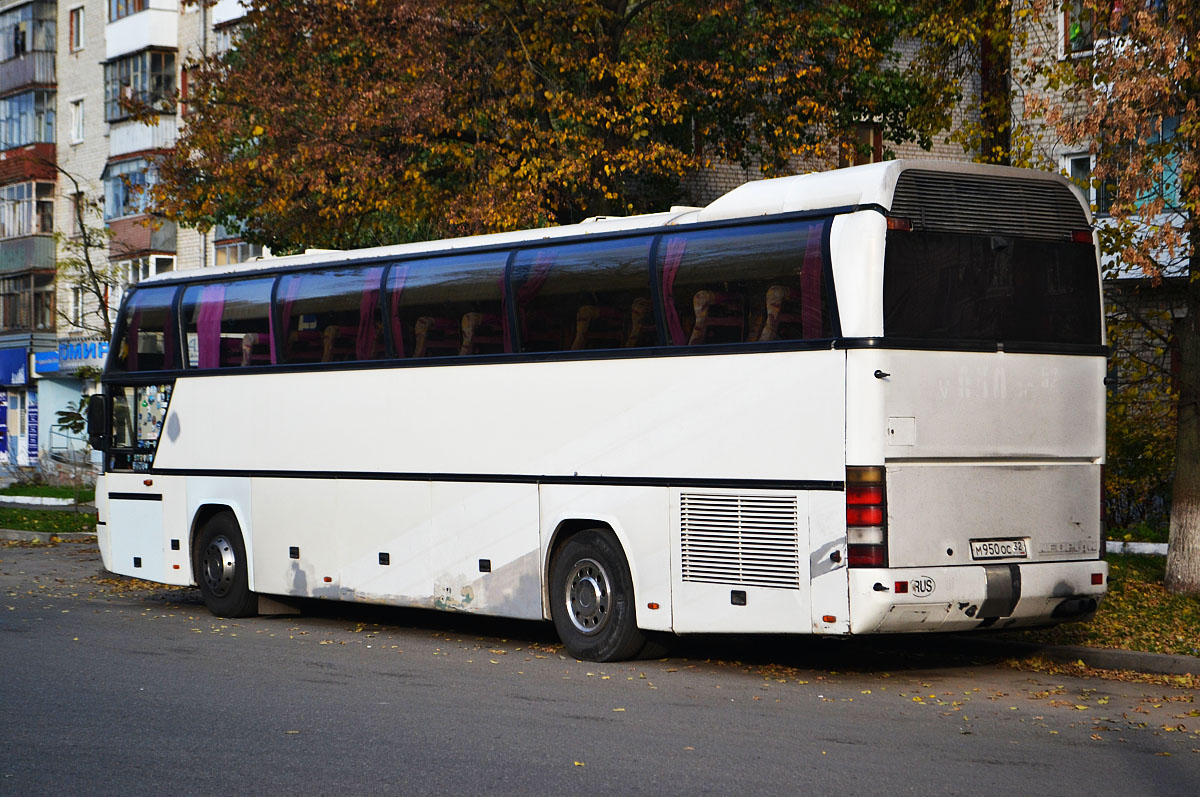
[[142, 159, 1081, 285]]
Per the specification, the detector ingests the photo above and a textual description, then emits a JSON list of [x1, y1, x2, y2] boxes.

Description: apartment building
[[0, 0, 256, 467]]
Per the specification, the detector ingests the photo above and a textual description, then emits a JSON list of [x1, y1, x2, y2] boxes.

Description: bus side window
[[182, 277, 276, 368], [109, 286, 180, 372], [278, 266, 385, 364], [658, 219, 831, 346], [390, 254, 507, 358], [512, 236, 656, 354]]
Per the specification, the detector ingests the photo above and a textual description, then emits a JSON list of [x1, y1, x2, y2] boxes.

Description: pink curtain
[[389, 264, 409, 357], [356, 267, 383, 360], [162, 299, 177, 369], [276, 276, 304, 362], [196, 284, 226, 368], [801, 224, 824, 339], [660, 238, 688, 345], [126, 310, 142, 370]]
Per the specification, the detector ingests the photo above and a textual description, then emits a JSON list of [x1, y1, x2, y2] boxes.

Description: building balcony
[[0, 234, 55, 275], [106, 6, 179, 61], [0, 143, 56, 184], [212, 0, 249, 27], [109, 117, 178, 158], [108, 216, 176, 257], [0, 51, 55, 95]]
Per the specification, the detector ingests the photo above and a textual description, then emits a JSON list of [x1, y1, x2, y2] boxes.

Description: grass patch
[[1108, 521, 1170, 544], [1013, 554, 1200, 657], [0, 507, 97, 534], [0, 484, 95, 502]]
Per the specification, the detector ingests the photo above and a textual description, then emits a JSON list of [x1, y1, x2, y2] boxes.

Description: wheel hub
[[201, 535, 237, 598], [565, 558, 611, 635]]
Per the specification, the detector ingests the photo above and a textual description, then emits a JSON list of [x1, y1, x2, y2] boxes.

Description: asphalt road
[[2, 541, 1198, 795]]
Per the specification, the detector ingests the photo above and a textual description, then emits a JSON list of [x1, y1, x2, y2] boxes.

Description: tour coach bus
[[89, 160, 1107, 661]]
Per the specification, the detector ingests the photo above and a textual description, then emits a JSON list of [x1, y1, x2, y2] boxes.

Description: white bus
[[89, 160, 1108, 662]]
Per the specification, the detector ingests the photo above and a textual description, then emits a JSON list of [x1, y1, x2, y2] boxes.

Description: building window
[[0, 91, 55, 150], [214, 240, 264, 266], [104, 49, 176, 122], [70, 286, 84, 326], [121, 255, 174, 286], [840, 122, 883, 167], [104, 158, 153, 219], [0, 273, 54, 332], [70, 98, 84, 143], [0, 182, 54, 238], [1063, 0, 1094, 56], [69, 6, 84, 51], [0, 2, 55, 63], [109, 0, 147, 23]]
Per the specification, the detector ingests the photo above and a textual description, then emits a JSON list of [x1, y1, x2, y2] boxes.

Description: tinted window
[[512, 237, 656, 352], [388, 254, 507, 357], [657, 219, 833, 346], [181, 278, 276, 368], [277, 266, 385, 364], [111, 286, 179, 372], [883, 231, 1101, 345]]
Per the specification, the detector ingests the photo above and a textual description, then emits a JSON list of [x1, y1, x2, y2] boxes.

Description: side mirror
[[86, 394, 108, 451]]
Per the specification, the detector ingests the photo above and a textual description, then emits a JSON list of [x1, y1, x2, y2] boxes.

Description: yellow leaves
[[252, 125, 264, 136]]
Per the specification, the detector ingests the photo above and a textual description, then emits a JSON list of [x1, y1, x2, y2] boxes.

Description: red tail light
[[1070, 229, 1093, 244], [846, 466, 887, 568], [886, 216, 913, 232]]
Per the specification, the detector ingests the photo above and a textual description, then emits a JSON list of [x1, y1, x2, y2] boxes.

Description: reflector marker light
[[894, 581, 908, 594], [1091, 573, 1104, 585]]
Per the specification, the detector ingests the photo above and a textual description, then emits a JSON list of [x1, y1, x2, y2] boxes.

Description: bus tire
[[550, 528, 647, 662], [194, 511, 258, 618]]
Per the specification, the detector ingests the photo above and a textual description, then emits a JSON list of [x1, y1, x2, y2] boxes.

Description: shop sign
[[58, 340, 110, 371], [0, 348, 27, 386], [33, 350, 59, 375]]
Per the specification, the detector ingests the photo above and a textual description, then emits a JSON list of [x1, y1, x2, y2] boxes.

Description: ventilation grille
[[890, 170, 1088, 242], [680, 493, 800, 590]]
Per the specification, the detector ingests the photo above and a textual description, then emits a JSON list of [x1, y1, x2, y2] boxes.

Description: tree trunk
[[977, 4, 1012, 166], [1165, 237, 1200, 594]]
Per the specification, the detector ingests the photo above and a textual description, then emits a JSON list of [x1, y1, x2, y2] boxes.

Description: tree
[[152, 0, 959, 251], [1030, 0, 1200, 594], [51, 166, 121, 340]]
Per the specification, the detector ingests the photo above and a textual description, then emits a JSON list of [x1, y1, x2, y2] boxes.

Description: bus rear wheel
[[194, 511, 258, 618], [550, 529, 647, 662]]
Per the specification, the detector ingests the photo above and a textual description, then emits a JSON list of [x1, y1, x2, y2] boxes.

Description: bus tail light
[[886, 216, 913, 232], [1070, 229, 1093, 244], [847, 466, 887, 568]]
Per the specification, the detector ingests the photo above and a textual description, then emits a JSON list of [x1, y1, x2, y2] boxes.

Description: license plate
[[970, 538, 1029, 560]]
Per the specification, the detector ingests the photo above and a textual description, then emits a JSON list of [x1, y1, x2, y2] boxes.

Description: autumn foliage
[[154, 0, 956, 250]]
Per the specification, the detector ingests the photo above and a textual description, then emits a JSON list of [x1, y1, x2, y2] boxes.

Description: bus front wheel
[[550, 529, 647, 662], [194, 511, 258, 618]]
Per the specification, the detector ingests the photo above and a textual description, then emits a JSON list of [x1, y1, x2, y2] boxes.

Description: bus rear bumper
[[847, 560, 1108, 634]]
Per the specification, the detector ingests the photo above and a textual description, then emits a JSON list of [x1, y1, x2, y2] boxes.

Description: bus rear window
[[883, 230, 1101, 346]]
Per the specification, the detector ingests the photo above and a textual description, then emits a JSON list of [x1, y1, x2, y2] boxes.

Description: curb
[[0, 495, 78, 506], [955, 636, 1198, 677], [1106, 540, 1169, 556], [0, 529, 97, 543]]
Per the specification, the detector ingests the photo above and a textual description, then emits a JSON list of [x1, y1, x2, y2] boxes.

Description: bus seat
[[460, 312, 505, 355], [414, 316, 460, 357], [689, 290, 743, 345], [625, 297, 655, 347], [322, 325, 357, 362], [756, 285, 800, 342], [572, 305, 624, 350], [240, 333, 272, 366], [287, 329, 323, 362]]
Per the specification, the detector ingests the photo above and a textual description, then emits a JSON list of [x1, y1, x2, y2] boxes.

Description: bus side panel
[[250, 477, 348, 599], [539, 484, 672, 632], [103, 472, 191, 586], [808, 490, 850, 634], [427, 481, 541, 620], [670, 488, 811, 634]]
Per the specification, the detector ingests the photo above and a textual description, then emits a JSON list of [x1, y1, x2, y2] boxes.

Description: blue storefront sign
[[0, 347, 27, 386], [34, 350, 59, 374], [58, 340, 109, 371], [0, 391, 6, 456]]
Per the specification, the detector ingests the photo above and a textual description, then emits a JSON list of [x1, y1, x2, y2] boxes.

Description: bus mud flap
[[978, 564, 1021, 619]]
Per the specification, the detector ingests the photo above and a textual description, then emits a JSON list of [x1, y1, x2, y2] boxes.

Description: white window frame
[[69, 98, 85, 144]]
